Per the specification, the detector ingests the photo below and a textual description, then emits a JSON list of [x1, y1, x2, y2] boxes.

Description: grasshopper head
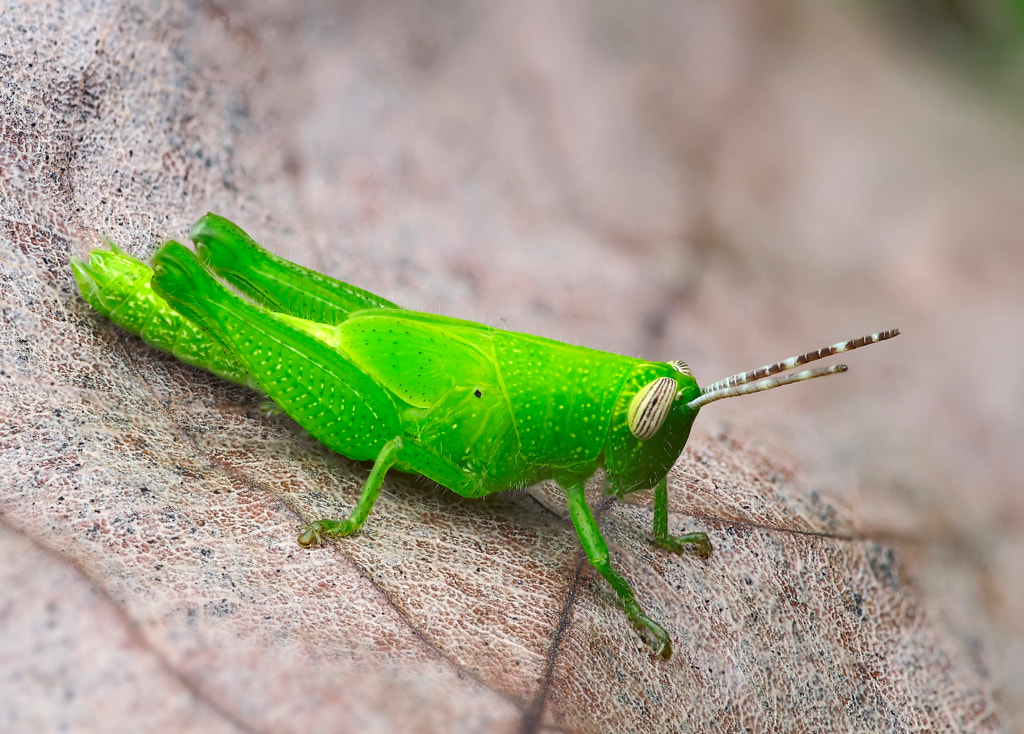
[[603, 329, 901, 498], [604, 362, 701, 498]]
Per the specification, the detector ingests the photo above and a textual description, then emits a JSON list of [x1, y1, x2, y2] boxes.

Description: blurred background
[[2, 0, 1023, 730]]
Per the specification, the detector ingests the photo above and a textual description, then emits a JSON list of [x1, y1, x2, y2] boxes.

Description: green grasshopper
[[72, 214, 899, 659]]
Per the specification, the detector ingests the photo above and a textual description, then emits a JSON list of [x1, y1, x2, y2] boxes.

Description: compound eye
[[628, 377, 677, 441], [668, 360, 691, 376]]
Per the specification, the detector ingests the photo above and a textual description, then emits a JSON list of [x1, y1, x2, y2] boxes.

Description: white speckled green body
[[72, 214, 898, 659]]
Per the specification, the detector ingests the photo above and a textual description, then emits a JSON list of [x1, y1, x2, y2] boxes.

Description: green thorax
[[490, 330, 639, 469]]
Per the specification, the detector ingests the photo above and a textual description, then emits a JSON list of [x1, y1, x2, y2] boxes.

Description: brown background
[[1, 1, 1021, 732]]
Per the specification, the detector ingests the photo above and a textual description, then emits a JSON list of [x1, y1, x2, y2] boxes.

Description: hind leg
[[151, 240, 401, 456], [189, 213, 398, 325], [151, 241, 483, 541], [297, 435, 481, 547]]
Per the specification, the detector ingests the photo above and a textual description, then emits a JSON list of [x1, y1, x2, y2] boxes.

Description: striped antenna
[[685, 328, 900, 411]]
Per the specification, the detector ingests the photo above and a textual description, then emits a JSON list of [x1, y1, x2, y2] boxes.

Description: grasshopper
[[72, 214, 899, 659]]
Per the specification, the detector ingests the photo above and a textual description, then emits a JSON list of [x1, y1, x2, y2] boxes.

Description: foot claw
[[297, 523, 323, 548], [655, 639, 672, 661], [297, 519, 355, 548], [629, 611, 673, 660], [656, 531, 712, 559]]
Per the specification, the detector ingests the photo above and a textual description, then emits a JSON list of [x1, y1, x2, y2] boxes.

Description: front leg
[[653, 478, 712, 559], [565, 482, 673, 659]]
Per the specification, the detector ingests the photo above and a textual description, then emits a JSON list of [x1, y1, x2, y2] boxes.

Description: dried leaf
[[1, 2, 1015, 732]]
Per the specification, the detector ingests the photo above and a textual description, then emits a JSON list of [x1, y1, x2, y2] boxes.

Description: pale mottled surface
[[1, 1, 1018, 732]]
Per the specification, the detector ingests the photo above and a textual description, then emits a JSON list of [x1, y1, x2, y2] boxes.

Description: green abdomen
[[72, 247, 256, 389]]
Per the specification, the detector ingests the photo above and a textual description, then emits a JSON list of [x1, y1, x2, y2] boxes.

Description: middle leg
[[565, 481, 673, 659]]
